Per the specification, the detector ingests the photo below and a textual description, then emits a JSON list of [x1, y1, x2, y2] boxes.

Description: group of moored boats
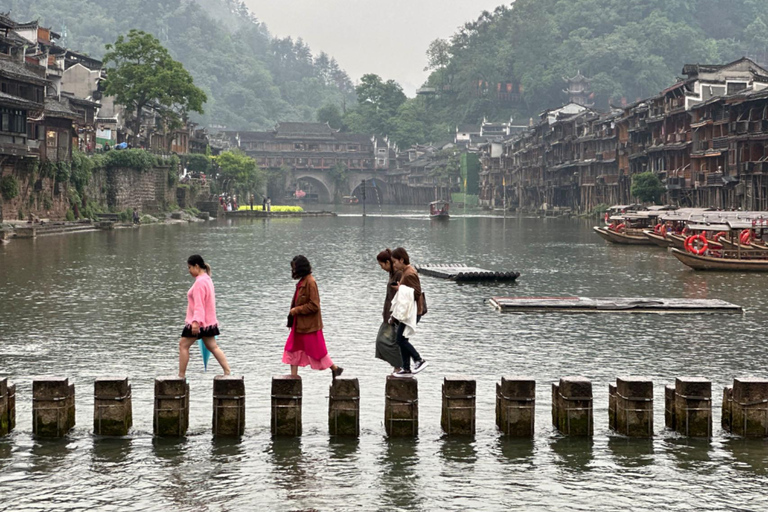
[[593, 205, 768, 271]]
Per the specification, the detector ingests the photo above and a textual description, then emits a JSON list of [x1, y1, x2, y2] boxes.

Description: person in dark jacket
[[375, 248, 403, 371]]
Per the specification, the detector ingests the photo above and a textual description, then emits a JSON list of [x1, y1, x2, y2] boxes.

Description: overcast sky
[[245, 0, 507, 96]]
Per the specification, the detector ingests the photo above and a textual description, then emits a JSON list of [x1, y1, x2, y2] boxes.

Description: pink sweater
[[185, 273, 218, 328]]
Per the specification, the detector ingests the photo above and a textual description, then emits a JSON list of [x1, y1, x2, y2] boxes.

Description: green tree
[[316, 103, 344, 129], [344, 74, 407, 136], [103, 29, 207, 144], [631, 171, 665, 204], [215, 150, 264, 200]]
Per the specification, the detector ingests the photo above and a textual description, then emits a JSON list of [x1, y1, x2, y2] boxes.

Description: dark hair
[[376, 248, 394, 275], [291, 255, 312, 279], [187, 254, 211, 275], [391, 247, 410, 265]]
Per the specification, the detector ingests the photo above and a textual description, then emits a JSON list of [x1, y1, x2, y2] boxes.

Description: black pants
[[395, 317, 421, 371]]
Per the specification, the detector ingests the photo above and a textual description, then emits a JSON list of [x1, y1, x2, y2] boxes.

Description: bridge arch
[[350, 176, 388, 204], [294, 174, 333, 204]]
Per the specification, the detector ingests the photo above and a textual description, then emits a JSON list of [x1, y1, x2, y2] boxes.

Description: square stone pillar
[[554, 376, 592, 436], [271, 375, 302, 436], [385, 375, 418, 437], [33, 377, 74, 437], [496, 377, 535, 437], [329, 377, 359, 437], [730, 378, 768, 437], [94, 377, 133, 436], [614, 377, 653, 437], [7, 382, 15, 432], [213, 375, 245, 437], [154, 377, 189, 437], [551, 382, 559, 428], [722, 386, 733, 432], [441, 376, 476, 436], [608, 383, 617, 431], [673, 377, 711, 437], [665, 385, 676, 430], [0, 379, 8, 436], [66, 383, 76, 431]]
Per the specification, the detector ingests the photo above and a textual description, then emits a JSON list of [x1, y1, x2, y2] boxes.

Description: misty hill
[[424, 0, 768, 124], [5, 0, 355, 130]]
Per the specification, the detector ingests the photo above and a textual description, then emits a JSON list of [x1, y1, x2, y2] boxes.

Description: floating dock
[[225, 210, 336, 218], [488, 296, 742, 314], [416, 264, 520, 282]]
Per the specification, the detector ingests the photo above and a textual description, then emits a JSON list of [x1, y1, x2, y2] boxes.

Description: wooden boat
[[430, 200, 450, 218], [643, 230, 674, 247], [671, 248, 768, 271], [593, 226, 655, 245], [342, 195, 359, 205]]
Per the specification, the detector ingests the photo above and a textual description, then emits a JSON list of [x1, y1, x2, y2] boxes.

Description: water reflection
[[210, 436, 246, 462], [377, 438, 422, 510], [328, 437, 359, 461], [495, 437, 535, 465], [92, 437, 132, 465], [550, 436, 594, 471], [607, 436, 654, 468], [29, 437, 77, 473], [268, 437, 312, 502], [438, 437, 477, 465], [151, 437, 189, 464], [663, 437, 714, 473], [721, 438, 768, 475]]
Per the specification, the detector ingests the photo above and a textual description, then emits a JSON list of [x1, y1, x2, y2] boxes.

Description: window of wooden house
[[334, 144, 342, 151], [1, 112, 8, 132], [0, 82, 6, 93], [295, 143, 304, 150], [308, 144, 319, 151], [47, 130, 57, 147], [348, 144, 359, 152]]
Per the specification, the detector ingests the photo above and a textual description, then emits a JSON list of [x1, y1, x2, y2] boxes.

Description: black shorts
[[181, 324, 220, 338]]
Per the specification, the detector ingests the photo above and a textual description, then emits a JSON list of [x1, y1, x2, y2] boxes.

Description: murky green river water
[[1, 206, 768, 511]]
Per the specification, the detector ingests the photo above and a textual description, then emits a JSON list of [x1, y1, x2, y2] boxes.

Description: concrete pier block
[[554, 377, 593, 436], [730, 378, 768, 437], [7, 383, 15, 432], [722, 386, 733, 432], [496, 377, 535, 437], [329, 377, 359, 437], [213, 375, 245, 437], [551, 382, 559, 428], [94, 377, 132, 436], [33, 377, 74, 437], [441, 376, 476, 436], [614, 377, 653, 437], [153, 377, 189, 437], [674, 377, 711, 437], [0, 379, 8, 436], [271, 375, 302, 436], [608, 383, 617, 431], [665, 385, 676, 430], [385, 375, 418, 437]]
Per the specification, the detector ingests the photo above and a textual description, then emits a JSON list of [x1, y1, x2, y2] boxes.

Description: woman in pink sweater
[[178, 255, 231, 378]]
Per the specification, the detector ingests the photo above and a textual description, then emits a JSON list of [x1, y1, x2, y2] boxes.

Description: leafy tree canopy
[[215, 150, 264, 198], [631, 171, 665, 204]]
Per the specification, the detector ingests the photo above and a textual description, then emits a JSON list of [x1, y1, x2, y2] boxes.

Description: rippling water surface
[[2, 207, 768, 511]]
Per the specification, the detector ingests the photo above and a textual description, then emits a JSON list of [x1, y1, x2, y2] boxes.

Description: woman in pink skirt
[[283, 255, 343, 378]]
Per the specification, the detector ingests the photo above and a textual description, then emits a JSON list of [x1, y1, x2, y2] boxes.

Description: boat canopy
[[686, 223, 730, 232]]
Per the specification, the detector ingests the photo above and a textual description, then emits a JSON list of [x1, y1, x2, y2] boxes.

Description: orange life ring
[[660, 225, 667, 236], [615, 223, 626, 232], [740, 229, 753, 245], [714, 231, 727, 241], [682, 227, 689, 235], [654, 223, 663, 234], [685, 234, 708, 255]]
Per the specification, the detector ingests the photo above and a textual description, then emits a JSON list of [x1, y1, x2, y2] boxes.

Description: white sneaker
[[412, 360, 429, 374]]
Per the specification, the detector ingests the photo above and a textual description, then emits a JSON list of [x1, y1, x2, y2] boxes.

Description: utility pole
[[362, 179, 366, 217]]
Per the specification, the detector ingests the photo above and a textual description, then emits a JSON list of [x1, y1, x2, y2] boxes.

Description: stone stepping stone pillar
[[665, 384, 676, 430], [329, 377, 359, 437], [94, 377, 133, 436], [213, 375, 245, 437], [271, 375, 302, 436], [33, 377, 75, 437], [552, 376, 593, 436], [727, 377, 768, 437], [722, 386, 733, 432], [608, 383, 617, 431], [496, 377, 535, 437], [385, 375, 418, 437], [673, 377, 711, 437], [153, 377, 189, 437], [0, 379, 9, 436], [441, 376, 476, 436], [613, 376, 653, 437], [7, 382, 15, 432]]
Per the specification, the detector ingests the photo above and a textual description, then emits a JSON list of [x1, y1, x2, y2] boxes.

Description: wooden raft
[[489, 297, 742, 314], [416, 264, 520, 282]]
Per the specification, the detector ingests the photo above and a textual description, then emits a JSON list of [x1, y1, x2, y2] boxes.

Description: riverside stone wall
[[0, 159, 69, 222]]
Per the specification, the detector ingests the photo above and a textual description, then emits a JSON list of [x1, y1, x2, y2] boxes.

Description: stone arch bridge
[[288, 169, 388, 203]]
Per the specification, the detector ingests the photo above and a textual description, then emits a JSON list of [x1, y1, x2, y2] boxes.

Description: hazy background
[[246, 0, 506, 95]]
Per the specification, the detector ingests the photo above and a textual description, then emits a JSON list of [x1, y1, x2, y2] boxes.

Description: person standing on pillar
[[249, 193, 254, 211], [267, 197, 272, 212], [375, 248, 404, 372], [178, 255, 231, 378], [283, 255, 343, 379], [390, 247, 428, 377]]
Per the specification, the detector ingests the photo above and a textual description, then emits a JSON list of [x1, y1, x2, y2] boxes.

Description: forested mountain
[[423, 0, 768, 126], [5, 0, 355, 130]]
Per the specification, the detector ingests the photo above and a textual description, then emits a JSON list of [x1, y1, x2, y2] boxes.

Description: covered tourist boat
[[672, 219, 768, 271], [594, 208, 674, 245], [430, 200, 450, 218]]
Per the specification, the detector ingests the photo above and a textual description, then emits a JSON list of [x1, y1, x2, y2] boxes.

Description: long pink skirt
[[282, 326, 333, 370]]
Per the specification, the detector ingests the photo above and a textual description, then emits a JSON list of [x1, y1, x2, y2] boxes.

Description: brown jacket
[[287, 274, 324, 333], [400, 265, 425, 316]]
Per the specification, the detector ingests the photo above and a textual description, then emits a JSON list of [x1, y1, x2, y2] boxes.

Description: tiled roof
[[276, 122, 336, 139], [0, 56, 48, 85], [44, 97, 79, 119], [0, 90, 42, 109]]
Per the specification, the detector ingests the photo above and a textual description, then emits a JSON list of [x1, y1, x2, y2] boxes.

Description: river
[[1, 207, 767, 511]]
